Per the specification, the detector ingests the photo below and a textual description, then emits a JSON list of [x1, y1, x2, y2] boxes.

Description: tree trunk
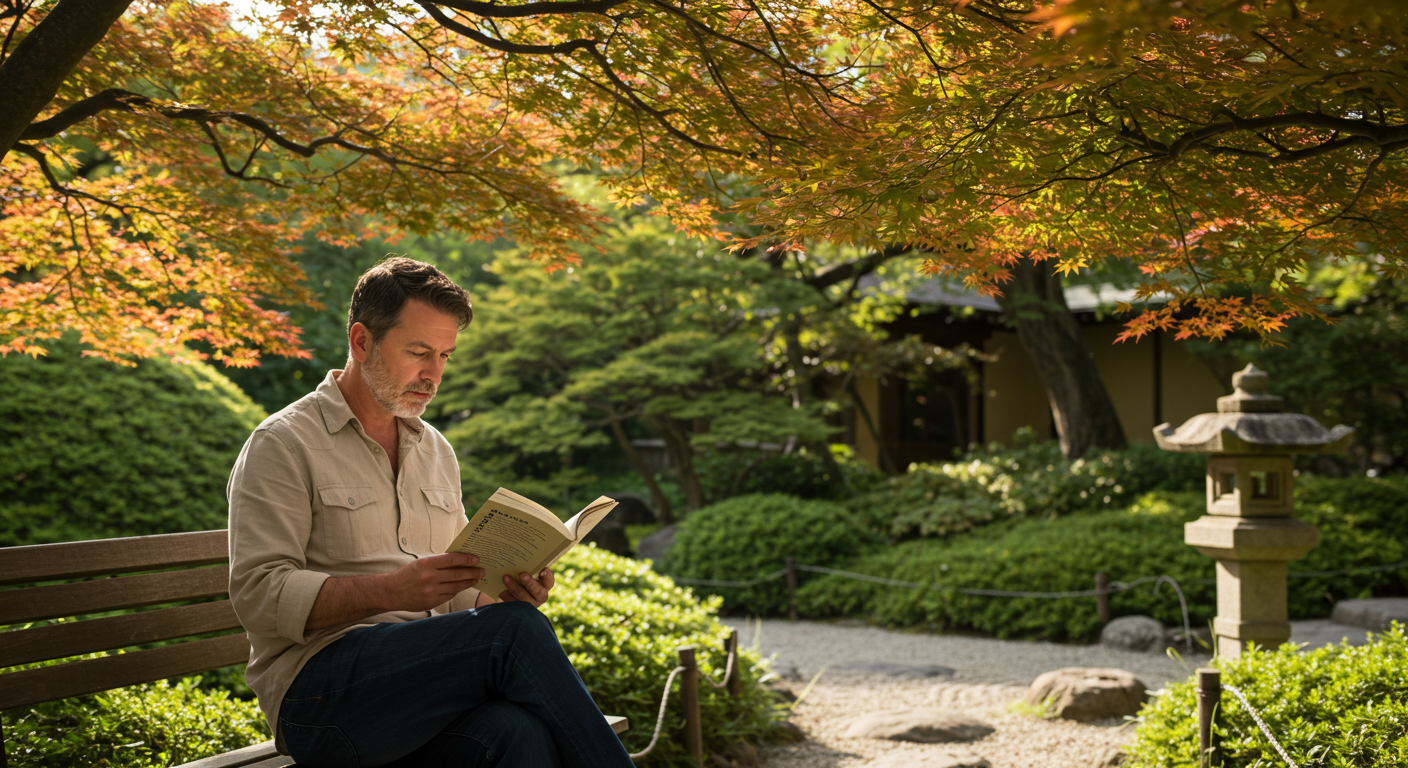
[[655, 417, 705, 511], [996, 257, 1128, 457], [0, 0, 133, 161], [609, 420, 675, 524]]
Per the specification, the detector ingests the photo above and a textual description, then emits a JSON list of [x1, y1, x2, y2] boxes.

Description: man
[[227, 258, 634, 767]]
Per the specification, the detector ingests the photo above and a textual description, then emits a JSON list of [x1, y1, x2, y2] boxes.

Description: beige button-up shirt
[[227, 370, 479, 742]]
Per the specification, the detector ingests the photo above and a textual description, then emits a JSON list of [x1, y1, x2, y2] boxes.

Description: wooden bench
[[0, 530, 627, 768]]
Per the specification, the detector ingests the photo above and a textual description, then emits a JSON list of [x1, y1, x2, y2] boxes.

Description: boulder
[[832, 662, 955, 679], [1100, 615, 1166, 652], [843, 710, 994, 743], [1023, 668, 1148, 721], [636, 523, 677, 563], [605, 492, 660, 525], [864, 749, 991, 768], [1332, 598, 1408, 631]]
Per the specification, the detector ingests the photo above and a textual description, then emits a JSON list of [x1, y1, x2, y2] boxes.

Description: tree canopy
[[3, 0, 1405, 363]]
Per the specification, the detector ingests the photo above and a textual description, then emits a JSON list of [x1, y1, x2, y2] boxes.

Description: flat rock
[[864, 748, 991, 768], [832, 661, 956, 679], [1023, 667, 1148, 721], [844, 709, 994, 743], [1100, 615, 1166, 652], [1289, 618, 1374, 649], [1332, 598, 1408, 631]]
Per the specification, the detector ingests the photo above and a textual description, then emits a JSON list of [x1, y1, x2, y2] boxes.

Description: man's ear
[[348, 322, 374, 364]]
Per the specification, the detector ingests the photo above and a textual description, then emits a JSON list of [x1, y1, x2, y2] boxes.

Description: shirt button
[[402, 537, 408, 544], [347, 497, 355, 505]]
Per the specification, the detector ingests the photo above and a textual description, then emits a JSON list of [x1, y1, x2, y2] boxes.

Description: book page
[[543, 496, 619, 568], [444, 489, 571, 594]]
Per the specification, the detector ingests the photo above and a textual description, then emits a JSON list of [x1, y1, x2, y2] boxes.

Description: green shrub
[[693, 445, 884, 503], [3, 676, 268, 768], [547, 545, 784, 766], [799, 488, 1408, 641], [660, 493, 884, 615], [847, 441, 1204, 540], [1126, 625, 1408, 768], [0, 336, 266, 546]]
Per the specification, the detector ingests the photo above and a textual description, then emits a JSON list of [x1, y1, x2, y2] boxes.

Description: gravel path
[[721, 619, 1212, 768]]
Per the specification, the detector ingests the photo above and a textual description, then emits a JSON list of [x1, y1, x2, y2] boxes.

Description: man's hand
[[305, 553, 484, 631], [497, 568, 554, 607], [386, 553, 485, 611]]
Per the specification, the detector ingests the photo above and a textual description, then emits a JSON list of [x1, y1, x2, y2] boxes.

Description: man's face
[[358, 299, 460, 419]]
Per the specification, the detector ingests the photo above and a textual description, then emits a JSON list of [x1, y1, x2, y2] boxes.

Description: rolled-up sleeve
[[228, 428, 328, 645]]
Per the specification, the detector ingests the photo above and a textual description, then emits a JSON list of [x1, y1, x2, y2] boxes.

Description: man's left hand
[[499, 568, 554, 607]]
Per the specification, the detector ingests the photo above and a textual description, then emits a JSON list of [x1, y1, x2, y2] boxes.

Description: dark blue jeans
[[278, 601, 635, 768]]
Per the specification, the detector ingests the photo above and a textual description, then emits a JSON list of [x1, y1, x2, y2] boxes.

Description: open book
[[444, 488, 618, 595]]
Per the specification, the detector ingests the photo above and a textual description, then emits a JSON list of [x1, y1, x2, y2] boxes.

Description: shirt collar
[[316, 369, 426, 441]]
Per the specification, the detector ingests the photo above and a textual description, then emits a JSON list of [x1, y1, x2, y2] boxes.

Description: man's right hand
[[384, 553, 485, 612], [305, 553, 485, 631]]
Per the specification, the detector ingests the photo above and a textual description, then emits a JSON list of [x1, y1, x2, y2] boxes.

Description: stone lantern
[[1153, 364, 1353, 657]]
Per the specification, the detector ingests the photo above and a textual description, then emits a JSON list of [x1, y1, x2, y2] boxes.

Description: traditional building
[[846, 277, 1230, 468]]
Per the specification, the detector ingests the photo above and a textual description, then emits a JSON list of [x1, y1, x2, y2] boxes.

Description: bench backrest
[[0, 530, 247, 712]]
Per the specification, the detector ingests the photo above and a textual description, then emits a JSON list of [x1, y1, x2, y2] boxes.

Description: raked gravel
[[721, 619, 1212, 768]]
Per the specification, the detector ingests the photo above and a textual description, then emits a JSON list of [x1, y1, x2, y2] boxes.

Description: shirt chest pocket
[[318, 485, 383, 559], [421, 486, 461, 550]]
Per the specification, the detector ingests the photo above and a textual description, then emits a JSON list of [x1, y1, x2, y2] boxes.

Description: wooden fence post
[[1096, 571, 1110, 625], [723, 629, 741, 699], [785, 557, 799, 622], [678, 645, 703, 767], [1196, 667, 1222, 768]]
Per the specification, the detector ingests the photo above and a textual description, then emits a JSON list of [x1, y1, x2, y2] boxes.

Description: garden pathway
[[720, 617, 1372, 768]]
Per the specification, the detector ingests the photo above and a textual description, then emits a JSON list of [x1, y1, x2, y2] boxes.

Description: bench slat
[[0, 632, 249, 710], [0, 566, 231, 625], [176, 741, 283, 768], [0, 600, 242, 667], [235, 757, 298, 768], [0, 530, 228, 587]]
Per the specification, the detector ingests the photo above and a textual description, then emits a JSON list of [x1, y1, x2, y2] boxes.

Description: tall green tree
[[435, 213, 832, 518]]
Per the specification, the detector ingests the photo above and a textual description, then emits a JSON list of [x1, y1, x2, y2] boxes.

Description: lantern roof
[[1152, 364, 1353, 454]]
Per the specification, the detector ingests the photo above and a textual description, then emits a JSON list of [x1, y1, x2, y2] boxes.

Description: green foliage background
[[661, 493, 885, 615], [1127, 626, 1408, 768], [3, 676, 268, 768], [798, 483, 1408, 641], [845, 439, 1204, 540], [0, 335, 266, 546]]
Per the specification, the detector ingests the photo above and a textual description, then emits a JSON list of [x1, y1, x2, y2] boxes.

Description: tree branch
[[426, 0, 629, 18], [804, 244, 913, 291], [417, 2, 598, 55], [0, 0, 133, 160]]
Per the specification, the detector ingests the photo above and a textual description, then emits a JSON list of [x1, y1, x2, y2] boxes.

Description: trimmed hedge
[[799, 488, 1408, 642], [660, 493, 884, 615], [1127, 625, 1408, 767], [0, 336, 266, 546], [845, 441, 1203, 540]]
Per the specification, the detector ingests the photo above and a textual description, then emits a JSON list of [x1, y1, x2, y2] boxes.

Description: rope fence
[[644, 558, 1408, 766], [1197, 667, 1304, 768]]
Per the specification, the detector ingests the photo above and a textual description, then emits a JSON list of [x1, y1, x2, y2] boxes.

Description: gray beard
[[360, 346, 435, 419]]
